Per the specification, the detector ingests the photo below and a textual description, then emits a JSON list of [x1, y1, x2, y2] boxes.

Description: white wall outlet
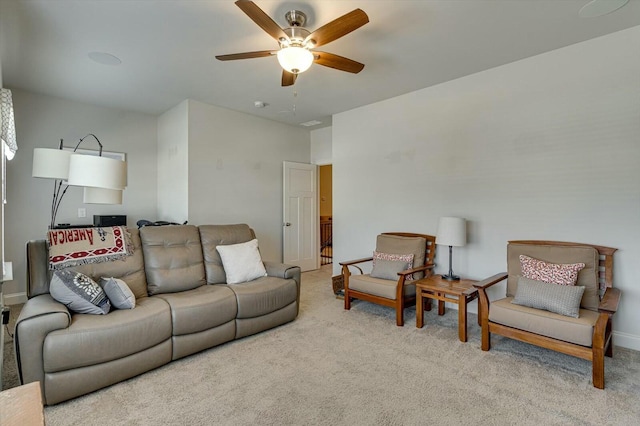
[[78, 208, 86, 218]]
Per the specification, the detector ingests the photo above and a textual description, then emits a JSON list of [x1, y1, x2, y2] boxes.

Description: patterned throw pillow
[[50, 270, 111, 315], [372, 251, 415, 281], [512, 277, 585, 318], [519, 255, 585, 286]]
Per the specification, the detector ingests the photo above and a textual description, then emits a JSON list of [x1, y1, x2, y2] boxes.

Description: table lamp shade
[[67, 154, 127, 190], [437, 217, 467, 247], [32, 148, 72, 179], [84, 187, 123, 204]]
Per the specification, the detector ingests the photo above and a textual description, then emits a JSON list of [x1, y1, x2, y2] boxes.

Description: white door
[[283, 161, 317, 271]]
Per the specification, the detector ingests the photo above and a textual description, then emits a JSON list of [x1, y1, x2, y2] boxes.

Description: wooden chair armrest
[[598, 287, 621, 315], [398, 263, 435, 277], [339, 257, 373, 267], [473, 272, 508, 290]]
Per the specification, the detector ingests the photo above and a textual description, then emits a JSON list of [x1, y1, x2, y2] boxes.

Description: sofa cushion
[[99, 277, 136, 310], [216, 239, 267, 284], [43, 297, 171, 373], [50, 270, 111, 315], [512, 277, 585, 318], [507, 243, 599, 310], [489, 297, 599, 346], [376, 234, 426, 280], [199, 224, 255, 284], [73, 228, 148, 300], [141, 225, 206, 295], [348, 274, 416, 300], [154, 285, 237, 336], [228, 276, 298, 319], [519, 255, 585, 286]]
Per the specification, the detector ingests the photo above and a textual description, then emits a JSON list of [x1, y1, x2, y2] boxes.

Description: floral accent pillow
[[519, 255, 585, 286], [372, 251, 415, 281]]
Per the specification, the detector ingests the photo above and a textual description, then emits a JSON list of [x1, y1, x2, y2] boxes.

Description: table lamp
[[436, 217, 467, 281]]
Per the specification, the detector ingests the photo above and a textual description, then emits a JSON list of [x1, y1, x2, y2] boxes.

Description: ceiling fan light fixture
[[277, 46, 314, 74]]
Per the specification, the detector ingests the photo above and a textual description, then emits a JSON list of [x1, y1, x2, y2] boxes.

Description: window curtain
[[0, 88, 18, 158]]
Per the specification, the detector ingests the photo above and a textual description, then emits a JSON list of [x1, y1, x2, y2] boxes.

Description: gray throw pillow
[[370, 258, 413, 281], [99, 277, 136, 310], [50, 270, 111, 315], [511, 276, 585, 318]]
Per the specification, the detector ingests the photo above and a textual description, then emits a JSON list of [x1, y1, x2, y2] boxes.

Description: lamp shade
[[436, 217, 467, 247], [67, 154, 127, 190], [277, 46, 314, 74], [83, 187, 123, 204], [32, 148, 72, 179]]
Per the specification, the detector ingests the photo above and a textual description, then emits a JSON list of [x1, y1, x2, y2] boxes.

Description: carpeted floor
[[3, 266, 640, 425]]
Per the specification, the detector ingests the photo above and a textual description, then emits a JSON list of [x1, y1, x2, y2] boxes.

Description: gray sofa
[[15, 224, 301, 405]]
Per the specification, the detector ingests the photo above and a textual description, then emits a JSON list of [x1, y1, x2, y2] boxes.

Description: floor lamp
[[436, 217, 467, 281], [32, 134, 127, 228]]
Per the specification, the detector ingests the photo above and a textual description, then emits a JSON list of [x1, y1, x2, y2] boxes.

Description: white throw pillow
[[216, 239, 267, 284]]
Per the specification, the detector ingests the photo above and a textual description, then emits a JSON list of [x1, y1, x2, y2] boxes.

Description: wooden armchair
[[474, 240, 620, 389], [340, 232, 436, 326]]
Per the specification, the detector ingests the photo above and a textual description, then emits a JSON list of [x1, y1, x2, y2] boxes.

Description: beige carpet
[[4, 266, 640, 425]]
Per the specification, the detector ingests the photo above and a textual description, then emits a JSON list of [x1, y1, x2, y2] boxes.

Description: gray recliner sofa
[[15, 224, 301, 405]]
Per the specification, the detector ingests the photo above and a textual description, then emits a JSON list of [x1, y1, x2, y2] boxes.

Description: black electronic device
[[93, 215, 127, 227]]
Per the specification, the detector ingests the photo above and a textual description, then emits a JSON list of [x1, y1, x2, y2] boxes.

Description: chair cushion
[[507, 243, 599, 310], [228, 276, 298, 319], [376, 234, 426, 280], [348, 274, 416, 300], [44, 297, 171, 373], [154, 284, 237, 335], [511, 277, 585, 318], [489, 297, 599, 346], [519, 255, 585, 286], [371, 252, 414, 280]]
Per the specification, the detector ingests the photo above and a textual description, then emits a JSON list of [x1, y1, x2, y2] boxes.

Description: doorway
[[319, 165, 332, 265]]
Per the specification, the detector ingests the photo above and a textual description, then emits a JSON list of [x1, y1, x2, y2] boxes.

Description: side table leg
[[459, 295, 468, 342], [438, 293, 445, 316], [416, 289, 424, 328]]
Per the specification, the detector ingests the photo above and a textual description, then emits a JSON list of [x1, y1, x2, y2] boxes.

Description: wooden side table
[[415, 275, 479, 342]]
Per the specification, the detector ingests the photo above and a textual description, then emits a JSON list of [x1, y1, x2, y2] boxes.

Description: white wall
[[187, 99, 310, 263], [310, 127, 332, 165], [4, 89, 158, 300], [333, 27, 640, 350], [157, 100, 189, 223]]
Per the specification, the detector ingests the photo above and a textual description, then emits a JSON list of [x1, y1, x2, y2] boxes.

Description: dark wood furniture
[[340, 232, 436, 326], [474, 240, 619, 389], [415, 275, 479, 342]]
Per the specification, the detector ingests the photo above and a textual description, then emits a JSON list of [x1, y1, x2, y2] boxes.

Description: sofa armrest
[[263, 261, 301, 316], [15, 294, 71, 387], [598, 287, 621, 315]]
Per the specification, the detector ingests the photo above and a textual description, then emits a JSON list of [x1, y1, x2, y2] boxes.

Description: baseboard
[[2, 292, 27, 305], [613, 331, 640, 351]]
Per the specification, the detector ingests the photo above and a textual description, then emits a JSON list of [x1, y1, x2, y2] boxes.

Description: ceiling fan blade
[[282, 70, 297, 86], [235, 0, 289, 42], [215, 50, 275, 61], [305, 9, 369, 48], [313, 52, 364, 74]]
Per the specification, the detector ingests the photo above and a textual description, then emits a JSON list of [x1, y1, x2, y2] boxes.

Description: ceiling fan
[[216, 0, 369, 86]]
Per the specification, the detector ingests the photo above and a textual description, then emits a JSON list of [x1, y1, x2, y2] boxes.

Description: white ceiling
[[1, 0, 638, 129]]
